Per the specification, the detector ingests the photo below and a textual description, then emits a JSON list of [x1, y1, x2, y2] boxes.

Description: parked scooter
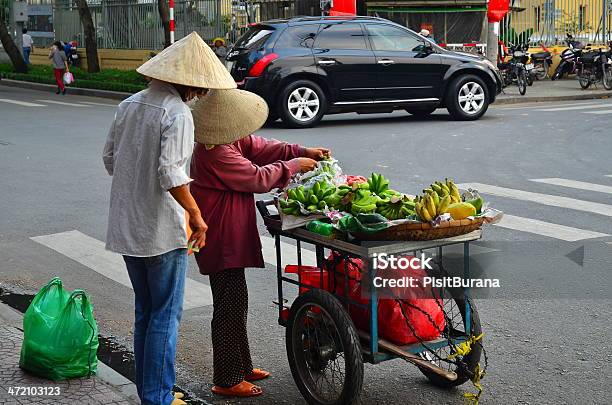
[[552, 34, 583, 80], [498, 43, 530, 95], [576, 42, 612, 90], [529, 43, 553, 80]]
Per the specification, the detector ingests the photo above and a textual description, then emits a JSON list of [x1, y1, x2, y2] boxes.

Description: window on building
[[579, 6, 587, 31]]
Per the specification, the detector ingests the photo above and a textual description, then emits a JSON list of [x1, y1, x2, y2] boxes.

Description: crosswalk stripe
[[30, 230, 213, 310], [536, 103, 612, 112], [583, 109, 612, 115], [36, 99, 91, 107], [0, 98, 46, 107], [530, 178, 612, 194], [79, 101, 119, 107], [458, 183, 612, 217], [261, 235, 317, 268], [495, 214, 608, 241]]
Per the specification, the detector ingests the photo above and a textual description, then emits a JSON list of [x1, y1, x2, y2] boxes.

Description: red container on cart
[[285, 265, 330, 295]]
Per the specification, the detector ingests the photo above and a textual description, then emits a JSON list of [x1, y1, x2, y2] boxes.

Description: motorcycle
[[529, 43, 553, 80], [498, 43, 531, 95], [552, 34, 583, 81], [576, 42, 612, 90]]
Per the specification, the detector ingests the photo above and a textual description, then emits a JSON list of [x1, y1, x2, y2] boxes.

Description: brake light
[[247, 53, 278, 77]]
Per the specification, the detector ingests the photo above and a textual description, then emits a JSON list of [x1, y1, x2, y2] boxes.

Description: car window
[[314, 23, 366, 50], [234, 26, 274, 50], [275, 25, 319, 48], [366, 24, 423, 52]]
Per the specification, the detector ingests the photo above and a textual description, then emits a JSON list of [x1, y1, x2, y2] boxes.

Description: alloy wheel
[[288, 87, 320, 122], [458, 82, 485, 115]]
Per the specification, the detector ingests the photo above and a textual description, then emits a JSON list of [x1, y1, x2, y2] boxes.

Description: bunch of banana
[[367, 173, 390, 196], [377, 194, 415, 220], [414, 190, 451, 222], [279, 198, 302, 216], [324, 184, 352, 210], [283, 180, 337, 213], [424, 179, 462, 204], [350, 189, 380, 215]]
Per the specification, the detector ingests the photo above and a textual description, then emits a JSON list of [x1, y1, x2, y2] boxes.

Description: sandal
[[173, 391, 185, 399], [245, 368, 271, 381], [212, 381, 263, 397]]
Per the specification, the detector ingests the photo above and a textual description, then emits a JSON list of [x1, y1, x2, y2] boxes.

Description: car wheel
[[445, 75, 489, 121], [405, 107, 437, 118], [279, 80, 327, 128]]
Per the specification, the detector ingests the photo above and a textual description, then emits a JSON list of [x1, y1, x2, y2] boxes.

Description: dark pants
[[23, 47, 31, 64], [209, 268, 253, 387], [53, 68, 65, 91]]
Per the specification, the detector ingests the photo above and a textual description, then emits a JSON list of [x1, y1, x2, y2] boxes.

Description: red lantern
[[329, 0, 357, 16], [487, 0, 509, 23]]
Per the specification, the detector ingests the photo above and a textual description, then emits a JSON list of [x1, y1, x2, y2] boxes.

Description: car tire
[[445, 74, 490, 121], [405, 107, 437, 118], [278, 80, 327, 129]]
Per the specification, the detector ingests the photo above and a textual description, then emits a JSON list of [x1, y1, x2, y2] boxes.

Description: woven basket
[[351, 217, 485, 241]]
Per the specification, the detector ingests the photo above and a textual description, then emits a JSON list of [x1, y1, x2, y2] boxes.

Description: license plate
[[525, 63, 534, 70]]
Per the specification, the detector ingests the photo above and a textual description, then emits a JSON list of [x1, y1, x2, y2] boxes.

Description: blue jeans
[[124, 248, 187, 405], [23, 47, 31, 64]]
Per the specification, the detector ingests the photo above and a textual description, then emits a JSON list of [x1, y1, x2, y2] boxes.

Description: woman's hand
[[304, 147, 331, 161], [189, 211, 208, 249], [297, 157, 317, 173]]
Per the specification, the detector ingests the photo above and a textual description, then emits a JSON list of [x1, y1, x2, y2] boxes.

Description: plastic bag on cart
[[326, 253, 445, 345]]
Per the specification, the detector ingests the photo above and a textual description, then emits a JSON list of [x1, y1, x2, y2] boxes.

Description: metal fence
[[500, 0, 612, 46], [52, 0, 319, 49]]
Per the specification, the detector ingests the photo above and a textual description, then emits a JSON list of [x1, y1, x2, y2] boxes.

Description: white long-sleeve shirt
[[102, 80, 194, 257]]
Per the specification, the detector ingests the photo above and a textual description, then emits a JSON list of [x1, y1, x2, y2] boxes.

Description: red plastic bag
[[325, 253, 445, 345]]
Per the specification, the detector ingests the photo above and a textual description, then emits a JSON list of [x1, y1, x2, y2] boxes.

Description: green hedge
[[0, 63, 147, 93]]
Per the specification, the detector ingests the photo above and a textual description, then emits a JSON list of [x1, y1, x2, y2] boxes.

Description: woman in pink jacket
[[190, 89, 330, 398]]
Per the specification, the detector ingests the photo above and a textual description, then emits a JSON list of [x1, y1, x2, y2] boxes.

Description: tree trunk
[[0, 20, 28, 73], [158, 0, 171, 48], [76, 0, 101, 73]]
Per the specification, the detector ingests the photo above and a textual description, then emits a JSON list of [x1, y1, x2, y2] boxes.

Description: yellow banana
[[425, 194, 437, 219], [437, 195, 451, 216], [449, 182, 462, 203], [420, 202, 433, 222]]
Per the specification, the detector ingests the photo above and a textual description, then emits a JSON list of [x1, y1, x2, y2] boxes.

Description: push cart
[[257, 200, 485, 405]]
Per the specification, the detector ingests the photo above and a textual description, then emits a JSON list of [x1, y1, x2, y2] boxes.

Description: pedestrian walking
[[188, 88, 330, 398], [102, 32, 236, 405], [22, 28, 33, 64], [48, 41, 69, 95]]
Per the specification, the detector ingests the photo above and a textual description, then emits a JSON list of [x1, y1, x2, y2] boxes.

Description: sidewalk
[[496, 77, 612, 104], [0, 302, 139, 405]]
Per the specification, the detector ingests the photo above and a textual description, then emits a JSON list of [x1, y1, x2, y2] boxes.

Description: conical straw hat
[[192, 89, 269, 145], [137, 32, 236, 89]]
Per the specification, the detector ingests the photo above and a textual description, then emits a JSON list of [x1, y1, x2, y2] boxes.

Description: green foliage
[[0, 63, 147, 93]]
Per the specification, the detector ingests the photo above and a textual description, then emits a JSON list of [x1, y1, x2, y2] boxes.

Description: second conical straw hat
[[192, 89, 269, 145], [137, 32, 236, 89]]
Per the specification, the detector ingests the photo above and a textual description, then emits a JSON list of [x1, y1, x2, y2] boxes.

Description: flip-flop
[[173, 391, 185, 399], [171, 398, 186, 405], [211, 381, 263, 397], [245, 368, 271, 381]]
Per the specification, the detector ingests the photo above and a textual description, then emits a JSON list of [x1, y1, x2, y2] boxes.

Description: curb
[[0, 301, 139, 404], [496, 92, 612, 105], [0, 78, 132, 101]]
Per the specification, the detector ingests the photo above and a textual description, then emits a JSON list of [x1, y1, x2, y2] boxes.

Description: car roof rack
[[288, 15, 383, 23]]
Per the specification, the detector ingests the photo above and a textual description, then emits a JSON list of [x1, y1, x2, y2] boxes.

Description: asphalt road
[[1, 84, 611, 405]]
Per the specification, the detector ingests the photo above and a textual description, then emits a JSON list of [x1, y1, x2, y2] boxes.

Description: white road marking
[[79, 101, 119, 107], [583, 109, 612, 115], [495, 214, 608, 241], [261, 235, 317, 268], [536, 103, 612, 112], [30, 230, 213, 310], [36, 99, 91, 107], [606, 175, 612, 178], [0, 98, 46, 107], [531, 178, 612, 194], [458, 183, 612, 217]]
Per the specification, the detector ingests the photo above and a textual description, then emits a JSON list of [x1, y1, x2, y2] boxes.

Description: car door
[[365, 24, 443, 102], [312, 22, 377, 104]]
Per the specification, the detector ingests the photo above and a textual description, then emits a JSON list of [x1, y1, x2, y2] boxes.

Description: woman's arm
[[243, 135, 305, 166]]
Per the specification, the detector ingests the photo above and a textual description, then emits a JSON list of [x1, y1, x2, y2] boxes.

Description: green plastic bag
[[19, 277, 99, 380]]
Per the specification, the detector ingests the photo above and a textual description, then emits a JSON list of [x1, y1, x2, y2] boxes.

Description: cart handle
[[256, 199, 275, 220]]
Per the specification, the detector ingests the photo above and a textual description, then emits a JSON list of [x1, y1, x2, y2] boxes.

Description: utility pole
[[485, 1, 499, 63], [11, 1, 28, 58]]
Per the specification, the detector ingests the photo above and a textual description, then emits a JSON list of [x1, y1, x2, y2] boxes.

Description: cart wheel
[[418, 294, 482, 388], [286, 289, 364, 405]]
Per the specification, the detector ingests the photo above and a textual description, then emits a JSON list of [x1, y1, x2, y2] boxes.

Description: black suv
[[227, 16, 502, 128]]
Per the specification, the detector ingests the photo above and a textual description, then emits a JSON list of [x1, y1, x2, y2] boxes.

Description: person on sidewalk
[[48, 41, 68, 95], [102, 32, 236, 405], [22, 28, 33, 64], [189, 89, 330, 398], [212, 37, 228, 61]]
